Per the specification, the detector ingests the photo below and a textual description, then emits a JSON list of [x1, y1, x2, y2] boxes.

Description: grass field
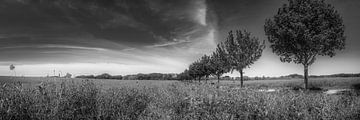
[[1, 76, 360, 119], [2, 76, 360, 90]]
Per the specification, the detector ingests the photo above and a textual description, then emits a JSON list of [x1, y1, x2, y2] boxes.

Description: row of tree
[[181, 0, 346, 89], [180, 30, 265, 87]]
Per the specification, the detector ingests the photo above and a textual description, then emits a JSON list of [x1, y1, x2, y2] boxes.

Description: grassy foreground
[[1, 78, 360, 120]]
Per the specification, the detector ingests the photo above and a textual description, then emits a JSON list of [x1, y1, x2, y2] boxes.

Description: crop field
[[1, 76, 360, 119]]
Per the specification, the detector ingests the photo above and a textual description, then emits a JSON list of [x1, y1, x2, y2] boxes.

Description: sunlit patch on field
[[258, 89, 277, 92], [324, 89, 353, 95]]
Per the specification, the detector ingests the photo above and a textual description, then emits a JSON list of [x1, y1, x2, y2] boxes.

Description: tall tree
[[264, 0, 345, 89], [210, 43, 230, 83], [224, 30, 265, 87]]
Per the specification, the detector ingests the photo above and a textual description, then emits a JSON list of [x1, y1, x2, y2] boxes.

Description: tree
[[95, 73, 112, 79], [10, 64, 16, 76], [210, 43, 230, 83], [264, 0, 345, 89], [178, 69, 193, 81], [188, 55, 212, 83], [64, 73, 72, 78], [224, 30, 265, 87], [188, 60, 203, 82], [189, 61, 200, 81], [199, 55, 212, 83]]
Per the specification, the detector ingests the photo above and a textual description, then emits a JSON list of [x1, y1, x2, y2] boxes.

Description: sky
[[0, 0, 359, 77]]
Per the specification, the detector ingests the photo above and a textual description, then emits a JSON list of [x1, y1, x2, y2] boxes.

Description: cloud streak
[[1, 45, 108, 51]]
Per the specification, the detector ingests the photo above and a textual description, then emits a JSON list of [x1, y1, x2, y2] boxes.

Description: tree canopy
[[188, 60, 203, 81], [10, 64, 15, 70], [187, 55, 213, 82], [264, 0, 345, 89], [264, 0, 345, 66], [210, 43, 231, 83], [224, 30, 265, 87]]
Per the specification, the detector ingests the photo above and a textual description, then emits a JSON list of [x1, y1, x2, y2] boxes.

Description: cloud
[[192, 0, 207, 26], [0, 0, 230, 75], [1, 45, 108, 51], [41, 45, 108, 51], [0, 0, 215, 46], [146, 39, 191, 48]]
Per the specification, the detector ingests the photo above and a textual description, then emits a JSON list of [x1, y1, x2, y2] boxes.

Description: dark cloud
[[206, 0, 286, 41], [0, 0, 213, 66], [0, 0, 207, 48]]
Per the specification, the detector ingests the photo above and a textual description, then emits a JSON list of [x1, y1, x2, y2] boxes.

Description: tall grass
[[0, 79, 359, 119]]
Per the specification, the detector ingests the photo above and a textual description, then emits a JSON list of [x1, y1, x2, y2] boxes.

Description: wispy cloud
[[146, 39, 191, 48], [1, 45, 108, 51], [42, 45, 108, 51], [192, 0, 207, 26]]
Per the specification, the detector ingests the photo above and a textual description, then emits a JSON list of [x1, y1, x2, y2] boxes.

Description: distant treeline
[[122, 73, 178, 80], [76, 73, 123, 80], [259, 73, 360, 80], [310, 73, 360, 78], [76, 73, 178, 80], [75, 73, 360, 81]]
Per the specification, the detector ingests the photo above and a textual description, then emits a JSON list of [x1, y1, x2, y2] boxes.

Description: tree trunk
[[304, 65, 309, 89], [205, 75, 208, 83], [217, 75, 220, 84], [240, 70, 244, 88], [198, 77, 201, 83]]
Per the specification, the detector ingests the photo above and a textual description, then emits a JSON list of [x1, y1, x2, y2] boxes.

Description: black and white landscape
[[1, 0, 360, 119]]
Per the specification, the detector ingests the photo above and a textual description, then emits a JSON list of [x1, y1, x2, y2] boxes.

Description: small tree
[[264, 0, 345, 89], [188, 60, 203, 82], [10, 64, 16, 77], [224, 30, 265, 87], [188, 55, 213, 83], [65, 73, 72, 78], [178, 69, 193, 81], [199, 55, 212, 83], [210, 43, 230, 83]]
